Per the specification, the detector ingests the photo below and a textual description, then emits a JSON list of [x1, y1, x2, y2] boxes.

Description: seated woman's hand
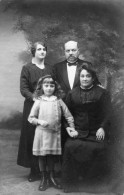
[[66, 127, 78, 138], [38, 120, 49, 127], [96, 127, 105, 140]]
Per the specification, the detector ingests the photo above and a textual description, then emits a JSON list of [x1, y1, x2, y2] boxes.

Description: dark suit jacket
[[53, 59, 92, 96]]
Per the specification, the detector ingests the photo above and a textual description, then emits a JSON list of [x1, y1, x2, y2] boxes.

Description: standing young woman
[[17, 41, 53, 182]]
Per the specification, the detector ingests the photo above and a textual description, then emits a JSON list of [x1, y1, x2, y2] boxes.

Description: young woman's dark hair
[[79, 62, 101, 86], [34, 75, 65, 99], [31, 41, 47, 57]]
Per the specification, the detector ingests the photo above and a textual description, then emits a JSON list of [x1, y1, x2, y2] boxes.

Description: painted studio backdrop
[[0, 0, 124, 189]]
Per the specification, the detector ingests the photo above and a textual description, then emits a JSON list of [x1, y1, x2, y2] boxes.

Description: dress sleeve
[[28, 100, 40, 125], [100, 90, 112, 129], [59, 99, 75, 128], [20, 66, 34, 101]]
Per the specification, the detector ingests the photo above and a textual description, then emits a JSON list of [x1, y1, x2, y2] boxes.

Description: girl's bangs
[[43, 78, 55, 85]]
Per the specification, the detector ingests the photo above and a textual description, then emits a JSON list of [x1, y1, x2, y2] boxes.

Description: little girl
[[28, 75, 77, 191]]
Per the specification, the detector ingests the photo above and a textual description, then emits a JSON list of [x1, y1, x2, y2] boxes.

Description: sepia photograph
[[0, 0, 124, 194]]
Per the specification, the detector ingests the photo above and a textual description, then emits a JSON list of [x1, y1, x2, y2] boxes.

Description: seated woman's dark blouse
[[66, 85, 111, 140]]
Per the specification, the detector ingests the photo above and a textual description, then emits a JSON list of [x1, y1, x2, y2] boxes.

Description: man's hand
[[96, 127, 105, 140]]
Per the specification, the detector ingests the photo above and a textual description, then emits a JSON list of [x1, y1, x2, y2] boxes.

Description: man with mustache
[[53, 40, 92, 98]]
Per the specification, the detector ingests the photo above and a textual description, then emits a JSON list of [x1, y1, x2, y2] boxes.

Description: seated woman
[[62, 63, 111, 193]]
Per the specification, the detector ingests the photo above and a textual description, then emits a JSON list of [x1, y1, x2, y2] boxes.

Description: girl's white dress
[[28, 95, 74, 156]]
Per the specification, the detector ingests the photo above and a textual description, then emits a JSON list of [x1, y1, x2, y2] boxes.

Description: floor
[[0, 129, 123, 195]]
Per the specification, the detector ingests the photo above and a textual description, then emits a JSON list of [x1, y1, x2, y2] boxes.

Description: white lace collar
[[41, 95, 57, 101]]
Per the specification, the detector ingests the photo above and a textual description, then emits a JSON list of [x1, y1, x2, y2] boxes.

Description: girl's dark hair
[[31, 41, 47, 57], [34, 75, 65, 99], [79, 62, 101, 86]]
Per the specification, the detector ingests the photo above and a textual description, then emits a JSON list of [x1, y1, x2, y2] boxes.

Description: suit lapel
[[59, 59, 86, 90], [73, 59, 83, 88], [60, 61, 71, 90], [73, 65, 80, 88]]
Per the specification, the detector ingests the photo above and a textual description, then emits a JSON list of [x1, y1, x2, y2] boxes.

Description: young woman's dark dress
[[17, 63, 52, 170], [62, 85, 111, 189]]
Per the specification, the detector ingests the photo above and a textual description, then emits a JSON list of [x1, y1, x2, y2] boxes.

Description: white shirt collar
[[67, 64, 77, 89]]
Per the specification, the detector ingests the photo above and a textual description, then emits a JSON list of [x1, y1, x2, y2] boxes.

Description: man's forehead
[[65, 41, 78, 49]]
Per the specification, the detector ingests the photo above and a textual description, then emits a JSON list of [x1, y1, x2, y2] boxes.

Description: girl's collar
[[41, 95, 57, 101]]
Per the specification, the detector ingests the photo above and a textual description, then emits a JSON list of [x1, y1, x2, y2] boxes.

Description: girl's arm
[[28, 100, 49, 127], [28, 100, 40, 125], [59, 99, 74, 128], [59, 99, 78, 138]]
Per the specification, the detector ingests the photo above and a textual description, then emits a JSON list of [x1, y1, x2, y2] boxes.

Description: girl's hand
[[96, 127, 105, 140], [66, 127, 75, 137], [38, 120, 49, 127], [66, 127, 78, 138], [70, 131, 78, 138]]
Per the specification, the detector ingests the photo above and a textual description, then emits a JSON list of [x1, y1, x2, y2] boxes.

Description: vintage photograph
[[0, 0, 124, 194]]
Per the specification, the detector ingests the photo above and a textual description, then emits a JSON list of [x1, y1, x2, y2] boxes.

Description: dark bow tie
[[67, 61, 78, 66]]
